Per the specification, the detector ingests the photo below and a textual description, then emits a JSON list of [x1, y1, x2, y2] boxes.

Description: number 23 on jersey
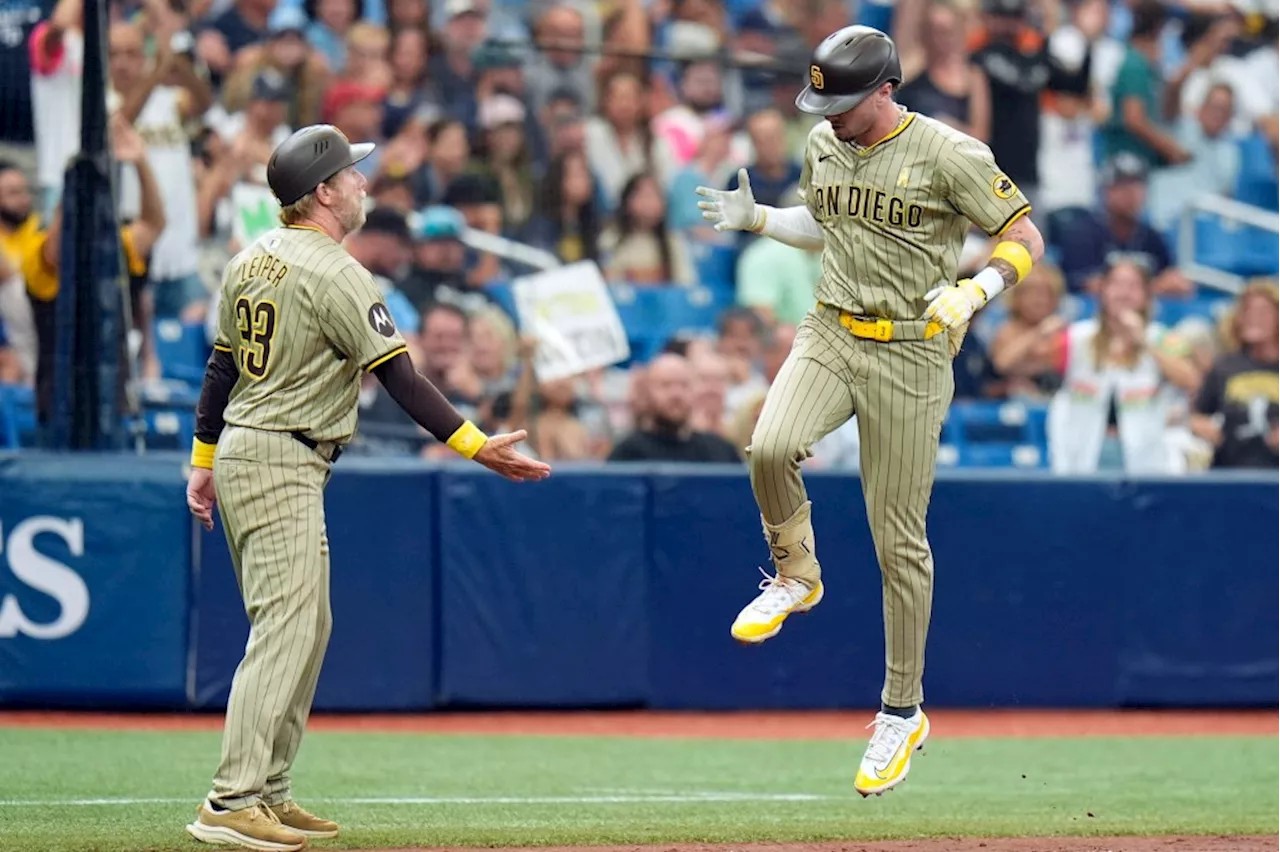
[[235, 297, 278, 380]]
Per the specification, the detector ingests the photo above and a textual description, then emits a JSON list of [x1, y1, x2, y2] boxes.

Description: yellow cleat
[[730, 571, 824, 644], [855, 709, 930, 797]]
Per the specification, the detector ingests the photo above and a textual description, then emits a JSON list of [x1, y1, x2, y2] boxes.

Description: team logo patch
[[992, 174, 1018, 199], [367, 303, 396, 337], [810, 65, 825, 90]]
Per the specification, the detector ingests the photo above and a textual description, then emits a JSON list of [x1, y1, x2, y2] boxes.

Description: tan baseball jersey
[[214, 224, 408, 444], [798, 109, 1031, 320]]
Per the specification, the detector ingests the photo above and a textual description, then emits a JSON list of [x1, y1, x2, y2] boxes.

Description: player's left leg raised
[[735, 315, 857, 643]]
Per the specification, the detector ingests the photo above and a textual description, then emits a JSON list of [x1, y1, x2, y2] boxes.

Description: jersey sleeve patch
[[367, 302, 397, 338], [992, 174, 1018, 200]]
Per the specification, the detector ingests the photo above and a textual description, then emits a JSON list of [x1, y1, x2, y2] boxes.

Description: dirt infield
[[0, 708, 1275, 738], [354, 841, 1279, 852]]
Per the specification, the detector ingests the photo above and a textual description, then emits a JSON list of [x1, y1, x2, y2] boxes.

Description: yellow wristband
[[446, 420, 488, 459], [190, 437, 216, 470], [991, 240, 1034, 283]]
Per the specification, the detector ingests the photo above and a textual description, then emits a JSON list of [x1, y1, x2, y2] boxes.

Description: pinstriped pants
[[208, 426, 333, 810], [748, 306, 954, 707]]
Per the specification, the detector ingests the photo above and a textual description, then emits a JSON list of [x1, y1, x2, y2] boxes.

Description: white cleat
[[730, 568, 824, 644], [854, 709, 930, 797]]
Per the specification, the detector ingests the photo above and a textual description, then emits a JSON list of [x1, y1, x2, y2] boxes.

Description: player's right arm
[[187, 278, 239, 529], [695, 168, 824, 251]]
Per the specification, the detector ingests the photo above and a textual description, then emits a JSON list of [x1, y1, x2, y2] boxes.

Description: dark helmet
[[795, 26, 903, 116], [266, 124, 375, 207]]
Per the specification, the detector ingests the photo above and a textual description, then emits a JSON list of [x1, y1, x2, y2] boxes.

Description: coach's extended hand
[[696, 168, 763, 232], [474, 430, 552, 482], [921, 279, 990, 329]]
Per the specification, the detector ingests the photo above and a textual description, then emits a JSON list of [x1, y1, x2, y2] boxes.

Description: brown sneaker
[[185, 801, 309, 851], [268, 801, 340, 839]]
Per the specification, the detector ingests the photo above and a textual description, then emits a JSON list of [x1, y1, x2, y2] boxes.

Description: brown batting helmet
[[266, 124, 375, 207]]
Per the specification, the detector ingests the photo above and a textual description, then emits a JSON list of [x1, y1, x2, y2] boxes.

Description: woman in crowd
[[1190, 280, 1279, 469], [522, 150, 602, 264], [1048, 259, 1201, 473], [599, 172, 694, 286], [477, 95, 536, 238], [303, 0, 359, 72], [894, 0, 990, 141], [382, 26, 435, 139], [988, 262, 1068, 399]]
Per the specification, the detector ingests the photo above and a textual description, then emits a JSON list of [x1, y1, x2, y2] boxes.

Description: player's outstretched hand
[[186, 467, 217, 531], [695, 168, 760, 232], [922, 279, 989, 329], [474, 430, 552, 483]]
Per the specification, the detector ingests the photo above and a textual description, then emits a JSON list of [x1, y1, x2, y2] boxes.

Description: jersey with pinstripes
[[744, 107, 1032, 710], [214, 224, 408, 444], [798, 110, 1031, 319]]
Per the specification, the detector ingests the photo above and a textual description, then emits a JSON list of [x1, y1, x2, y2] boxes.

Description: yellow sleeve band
[[992, 240, 1034, 283], [446, 420, 488, 459], [190, 437, 217, 469]]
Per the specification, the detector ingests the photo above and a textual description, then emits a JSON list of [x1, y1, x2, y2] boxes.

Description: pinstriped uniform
[[208, 223, 407, 810], [749, 110, 1030, 708]]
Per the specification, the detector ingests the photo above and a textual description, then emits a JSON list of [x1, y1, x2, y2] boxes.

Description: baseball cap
[[322, 81, 385, 123], [446, 0, 483, 18], [361, 206, 411, 241], [442, 172, 502, 207], [982, 0, 1027, 16], [268, 5, 308, 36], [477, 94, 526, 129], [1100, 153, 1149, 186], [410, 205, 466, 240], [251, 68, 291, 102]]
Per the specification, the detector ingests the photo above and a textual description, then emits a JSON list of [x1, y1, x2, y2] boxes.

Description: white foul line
[[0, 792, 832, 808]]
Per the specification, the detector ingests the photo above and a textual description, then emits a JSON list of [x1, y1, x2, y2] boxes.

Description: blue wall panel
[[647, 468, 890, 709], [0, 454, 190, 706], [1114, 478, 1279, 706], [192, 459, 436, 711], [1, 453, 1274, 711], [436, 466, 649, 707]]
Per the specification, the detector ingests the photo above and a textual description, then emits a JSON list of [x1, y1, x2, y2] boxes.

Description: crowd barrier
[[1, 453, 1276, 711]]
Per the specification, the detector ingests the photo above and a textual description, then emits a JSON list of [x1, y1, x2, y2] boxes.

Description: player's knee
[[747, 428, 803, 479]]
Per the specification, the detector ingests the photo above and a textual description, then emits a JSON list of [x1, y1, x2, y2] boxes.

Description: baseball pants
[[747, 305, 955, 708], [208, 426, 333, 810]]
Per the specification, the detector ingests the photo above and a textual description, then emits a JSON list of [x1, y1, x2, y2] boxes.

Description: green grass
[[0, 728, 1275, 851]]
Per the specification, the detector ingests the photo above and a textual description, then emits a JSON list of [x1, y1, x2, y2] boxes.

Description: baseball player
[[183, 124, 550, 851], [697, 26, 1044, 796]]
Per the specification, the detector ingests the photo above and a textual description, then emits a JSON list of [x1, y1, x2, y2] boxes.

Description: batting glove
[[922, 279, 990, 329], [696, 168, 763, 233]]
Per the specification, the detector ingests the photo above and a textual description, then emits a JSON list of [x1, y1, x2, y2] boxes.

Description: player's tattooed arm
[[988, 215, 1045, 290]]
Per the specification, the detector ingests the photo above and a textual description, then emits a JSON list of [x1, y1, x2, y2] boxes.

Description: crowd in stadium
[[0, 0, 1276, 471]]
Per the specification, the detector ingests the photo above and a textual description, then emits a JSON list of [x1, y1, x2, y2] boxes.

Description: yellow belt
[[817, 302, 944, 342]]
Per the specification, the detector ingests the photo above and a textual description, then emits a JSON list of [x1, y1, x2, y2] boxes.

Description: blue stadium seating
[[1235, 133, 1279, 212], [0, 383, 37, 449], [152, 319, 211, 384]]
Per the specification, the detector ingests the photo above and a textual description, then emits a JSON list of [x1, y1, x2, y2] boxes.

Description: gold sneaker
[[269, 801, 340, 839], [185, 801, 308, 850]]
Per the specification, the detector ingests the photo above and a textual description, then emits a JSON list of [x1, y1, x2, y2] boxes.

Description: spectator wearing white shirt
[[1147, 82, 1242, 230], [108, 19, 215, 320], [28, 0, 82, 217]]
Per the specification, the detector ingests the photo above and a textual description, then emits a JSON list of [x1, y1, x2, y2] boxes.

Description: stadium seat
[[946, 399, 1047, 446], [0, 384, 37, 449], [153, 319, 212, 384], [1234, 134, 1279, 212], [958, 442, 1046, 469]]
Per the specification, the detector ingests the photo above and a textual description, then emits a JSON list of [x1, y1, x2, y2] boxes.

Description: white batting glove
[[695, 168, 763, 233], [922, 279, 991, 329]]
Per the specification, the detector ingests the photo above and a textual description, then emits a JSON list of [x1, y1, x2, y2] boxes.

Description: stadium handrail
[[1177, 193, 1280, 295]]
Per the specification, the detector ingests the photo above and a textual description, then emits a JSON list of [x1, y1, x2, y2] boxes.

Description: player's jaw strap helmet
[[795, 26, 903, 116], [267, 124, 375, 207]]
